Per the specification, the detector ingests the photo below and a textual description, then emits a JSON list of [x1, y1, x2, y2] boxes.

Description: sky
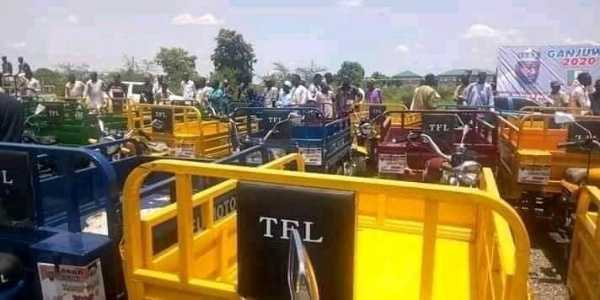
[[1, 0, 599, 77]]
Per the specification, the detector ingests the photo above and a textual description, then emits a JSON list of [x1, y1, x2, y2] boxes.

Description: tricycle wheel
[[335, 161, 354, 176]]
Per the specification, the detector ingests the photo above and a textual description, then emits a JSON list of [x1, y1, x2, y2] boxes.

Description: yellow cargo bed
[[123, 155, 531, 300]]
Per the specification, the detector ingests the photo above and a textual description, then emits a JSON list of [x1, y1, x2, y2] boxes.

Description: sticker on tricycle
[[38, 259, 105, 300], [518, 165, 551, 185], [378, 153, 407, 174], [299, 147, 322, 166], [174, 143, 195, 158]]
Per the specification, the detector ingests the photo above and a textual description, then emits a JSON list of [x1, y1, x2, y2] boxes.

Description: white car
[[122, 81, 144, 102], [122, 81, 184, 102]]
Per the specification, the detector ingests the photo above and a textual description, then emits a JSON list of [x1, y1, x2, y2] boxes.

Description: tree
[[336, 61, 365, 86], [370, 72, 387, 80], [270, 62, 290, 82], [120, 55, 146, 82], [211, 28, 256, 86], [155, 47, 198, 92], [35, 68, 66, 96], [56, 63, 90, 81], [295, 60, 327, 82]]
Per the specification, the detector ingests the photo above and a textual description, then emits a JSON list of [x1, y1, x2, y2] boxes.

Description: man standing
[[463, 72, 494, 107], [335, 77, 359, 117], [365, 79, 383, 104], [181, 74, 195, 100], [262, 78, 279, 108], [278, 81, 293, 107], [411, 74, 441, 110], [308, 74, 323, 102], [569, 72, 592, 113], [140, 74, 154, 104], [17, 57, 30, 75], [454, 73, 470, 105], [290, 74, 308, 106], [195, 77, 213, 106], [84, 72, 106, 110], [547, 81, 568, 107], [23, 69, 40, 96], [1, 57, 12, 75], [64, 74, 85, 98]]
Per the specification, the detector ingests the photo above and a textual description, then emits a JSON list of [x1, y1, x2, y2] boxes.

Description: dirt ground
[[524, 215, 570, 299]]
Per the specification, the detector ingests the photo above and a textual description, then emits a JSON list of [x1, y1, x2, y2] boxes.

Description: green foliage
[[211, 28, 256, 85], [370, 72, 387, 80], [155, 47, 198, 92], [35, 68, 66, 96], [295, 61, 327, 82], [55, 63, 90, 81], [336, 61, 365, 86], [381, 85, 455, 107]]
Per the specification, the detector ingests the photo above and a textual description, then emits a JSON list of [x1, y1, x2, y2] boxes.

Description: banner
[[497, 45, 600, 101]]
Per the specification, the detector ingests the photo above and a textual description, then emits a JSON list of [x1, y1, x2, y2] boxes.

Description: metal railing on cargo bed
[[568, 186, 600, 299], [122, 158, 530, 299]]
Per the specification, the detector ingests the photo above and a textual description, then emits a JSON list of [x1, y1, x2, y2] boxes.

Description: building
[[366, 70, 422, 87], [437, 69, 495, 86]]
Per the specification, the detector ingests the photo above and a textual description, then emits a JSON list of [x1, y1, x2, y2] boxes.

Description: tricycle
[[127, 104, 255, 160], [122, 159, 531, 299], [0, 139, 300, 299], [23, 98, 128, 146], [497, 112, 600, 216], [230, 107, 355, 174], [567, 185, 600, 300], [372, 110, 497, 183]]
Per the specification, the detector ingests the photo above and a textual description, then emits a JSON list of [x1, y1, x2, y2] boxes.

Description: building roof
[[438, 68, 495, 77], [393, 70, 422, 78]]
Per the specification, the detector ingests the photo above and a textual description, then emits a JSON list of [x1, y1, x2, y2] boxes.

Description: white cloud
[[337, 0, 363, 7], [565, 38, 600, 46], [171, 13, 223, 26], [8, 42, 26, 49], [462, 24, 499, 39], [67, 14, 79, 24], [395, 44, 409, 53]]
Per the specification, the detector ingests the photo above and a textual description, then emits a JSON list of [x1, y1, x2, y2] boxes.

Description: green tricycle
[[23, 97, 128, 146]]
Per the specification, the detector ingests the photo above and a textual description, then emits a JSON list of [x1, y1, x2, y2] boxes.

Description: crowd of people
[[2, 54, 599, 117], [1, 56, 40, 97], [413, 70, 600, 115]]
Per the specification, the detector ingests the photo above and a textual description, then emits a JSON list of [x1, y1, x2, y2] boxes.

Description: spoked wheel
[[336, 160, 355, 176]]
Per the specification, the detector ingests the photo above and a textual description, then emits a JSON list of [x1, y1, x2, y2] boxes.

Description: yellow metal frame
[[568, 186, 600, 299], [497, 113, 600, 199], [128, 104, 243, 159], [123, 157, 530, 299]]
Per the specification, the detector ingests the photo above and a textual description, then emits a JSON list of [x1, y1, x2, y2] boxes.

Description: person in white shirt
[[84, 72, 106, 110], [307, 73, 323, 102], [181, 74, 195, 100], [64, 74, 85, 98], [463, 71, 494, 107], [263, 78, 279, 108], [23, 70, 40, 96], [195, 77, 213, 105], [316, 82, 334, 118], [569, 72, 592, 113], [278, 81, 293, 107], [290, 74, 308, 106]]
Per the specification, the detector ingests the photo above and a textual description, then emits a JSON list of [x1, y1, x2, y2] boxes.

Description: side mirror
[[554, 111, 576, 124], [288, 112, 304, 126], [97, 119, 106, 133], [33, 104, 46, 116], [288, 228, 319, 300]]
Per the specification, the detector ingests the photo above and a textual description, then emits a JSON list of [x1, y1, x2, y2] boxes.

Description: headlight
[[359, 122, 373, 136], [269, 148, 287, 159]]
